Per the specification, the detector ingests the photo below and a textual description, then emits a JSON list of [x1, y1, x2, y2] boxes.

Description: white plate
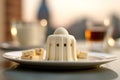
[[2, 51, 118, 69]]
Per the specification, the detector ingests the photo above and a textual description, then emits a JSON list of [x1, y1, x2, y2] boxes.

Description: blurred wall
[[0, 0, 5, 42], [22, 0, 120, 28]]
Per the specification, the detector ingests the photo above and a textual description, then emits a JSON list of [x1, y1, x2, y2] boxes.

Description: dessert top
[[54, 27, 68, 35]]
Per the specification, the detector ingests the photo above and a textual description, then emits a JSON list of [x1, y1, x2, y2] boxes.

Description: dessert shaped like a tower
[[46, 27, 77, 61]]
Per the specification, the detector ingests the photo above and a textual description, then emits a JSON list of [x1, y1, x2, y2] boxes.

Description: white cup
[[11, 22, 46, 47]]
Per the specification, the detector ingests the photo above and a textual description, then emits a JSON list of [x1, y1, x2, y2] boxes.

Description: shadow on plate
[[3, 66, 118, 80]]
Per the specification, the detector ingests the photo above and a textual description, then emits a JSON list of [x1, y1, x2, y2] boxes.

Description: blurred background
[[0, 0, 120, 42]]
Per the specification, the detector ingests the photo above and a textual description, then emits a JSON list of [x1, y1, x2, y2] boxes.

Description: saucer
[[0, 42, 41, 51]]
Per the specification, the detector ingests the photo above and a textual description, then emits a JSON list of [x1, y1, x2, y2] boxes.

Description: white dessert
[[46, 27, 77, 61]]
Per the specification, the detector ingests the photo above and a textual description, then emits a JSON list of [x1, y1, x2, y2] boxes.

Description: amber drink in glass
[[85, 21, 107, 52]]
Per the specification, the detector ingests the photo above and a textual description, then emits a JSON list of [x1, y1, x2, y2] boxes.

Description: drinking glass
[[85, 20, 108, 52]]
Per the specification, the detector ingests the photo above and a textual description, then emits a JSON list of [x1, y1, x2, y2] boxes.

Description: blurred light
[[108, 38, 115, 47], [40, 19, 47, 27], [104, 19, 110, 27], [11, 27, 17, 36], [85, 30, 91, 40]]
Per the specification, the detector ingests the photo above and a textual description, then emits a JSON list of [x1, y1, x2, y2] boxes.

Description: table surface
[[0, 42, 120, 80]]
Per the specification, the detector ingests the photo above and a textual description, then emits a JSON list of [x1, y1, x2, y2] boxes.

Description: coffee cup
[[11, 21, 46, 47]]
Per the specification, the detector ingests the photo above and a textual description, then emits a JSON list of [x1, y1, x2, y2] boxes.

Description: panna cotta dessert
[[46, 27, 77, 61]]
